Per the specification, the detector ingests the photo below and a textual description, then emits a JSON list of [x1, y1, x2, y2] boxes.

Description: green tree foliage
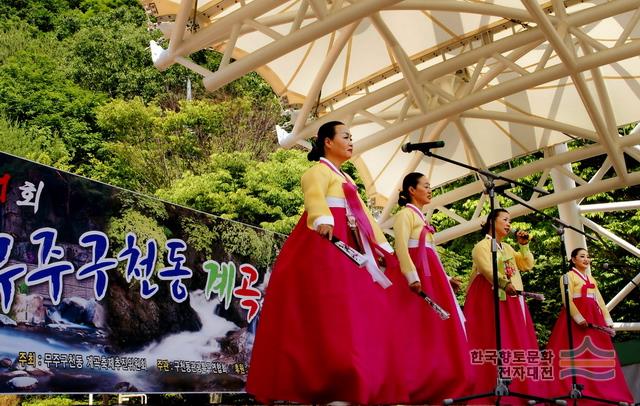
[[0, 0, 71, 32], [90, 97, 280, 193], [0, 19, 36, 61], [0, 0, 280, 181], [0, 117, 71, 169], [0, 20, 105, 168], [66, 6, 165, 101], [214, 221, 279, 269], [180, 218, 219, 259], [106, 208, 168, 278], [20, 396, 77, 406], [159, 96, 281, 161], [91, 97, 166, 191], [0, 394, 20, 406], [156, 149, 311, 234]]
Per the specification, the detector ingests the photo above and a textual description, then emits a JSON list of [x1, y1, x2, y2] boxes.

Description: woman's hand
[[449, 277, 463, 293], [504, 282, 517, 296], [515, 230, 530, 245], [409, 281, 422, 294], [316, 224, 333, 240]]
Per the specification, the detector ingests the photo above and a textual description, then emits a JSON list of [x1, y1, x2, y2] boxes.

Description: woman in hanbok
[[546, 247, 634, 404], [246, 121, 402, 404], [464, 208, 546, 404], [388, 172, 474, 403]]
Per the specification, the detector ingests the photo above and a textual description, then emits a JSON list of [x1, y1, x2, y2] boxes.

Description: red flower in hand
[[504, 262, 515, 279]]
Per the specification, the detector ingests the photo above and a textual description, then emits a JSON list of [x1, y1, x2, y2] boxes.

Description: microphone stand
[[545, 227, 627, 405], [558, 226, 584, 406], [471, 167, 630, 406], [410, 148, 552, 405]]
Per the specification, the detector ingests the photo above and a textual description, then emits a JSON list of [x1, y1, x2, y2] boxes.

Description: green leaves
[[156, 149, 312, 234], [0, 117, 71, 169], [67, 15, 163, 100], [96, 97, 159, 141]]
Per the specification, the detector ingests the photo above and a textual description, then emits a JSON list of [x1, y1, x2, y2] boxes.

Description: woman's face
[[410, 176, 432, 206], [572, 249, 590, 271], [493, 211, 511, 239], [324, 124, 353, 162]]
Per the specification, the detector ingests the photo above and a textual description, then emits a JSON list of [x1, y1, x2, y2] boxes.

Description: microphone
[[494, 182, 515, 193], [401, 141, 445, 153], [551, 224, 565, 235], [510, 228, 530, 243], [595, 262, 630, 270]]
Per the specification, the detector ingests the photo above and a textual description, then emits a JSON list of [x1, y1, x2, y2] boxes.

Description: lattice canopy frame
[[142, 0, 640, 330]]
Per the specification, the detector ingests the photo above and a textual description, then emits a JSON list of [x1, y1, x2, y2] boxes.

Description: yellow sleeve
[[594, 284, 613, 326], [560, 274, 586, 325], [393, 209, 419, 284], [301, 165, 333, 230], [514, 244, 534, 272], [472, 240, 510, 289]]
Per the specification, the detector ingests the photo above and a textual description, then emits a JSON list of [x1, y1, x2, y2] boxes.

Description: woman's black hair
[[481, 208, 509, 235], [307, 121, 344, 161], [568, 247, 587, 270], [398, 172, 425, 206]]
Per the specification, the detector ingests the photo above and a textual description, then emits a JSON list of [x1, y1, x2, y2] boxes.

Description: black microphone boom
[[401, 141, 445, 153]]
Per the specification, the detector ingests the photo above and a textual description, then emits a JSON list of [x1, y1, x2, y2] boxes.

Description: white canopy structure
[[141, 0, 640, 330]]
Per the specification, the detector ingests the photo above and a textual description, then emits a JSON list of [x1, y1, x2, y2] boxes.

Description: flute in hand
[[516, 290, 545, 301], [587, 323, 616, 337], [418, 291, 451, 320], [330, 236, 368, 268]]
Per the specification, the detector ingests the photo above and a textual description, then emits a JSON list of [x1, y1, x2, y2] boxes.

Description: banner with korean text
[[0, 151, 284, 393]]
